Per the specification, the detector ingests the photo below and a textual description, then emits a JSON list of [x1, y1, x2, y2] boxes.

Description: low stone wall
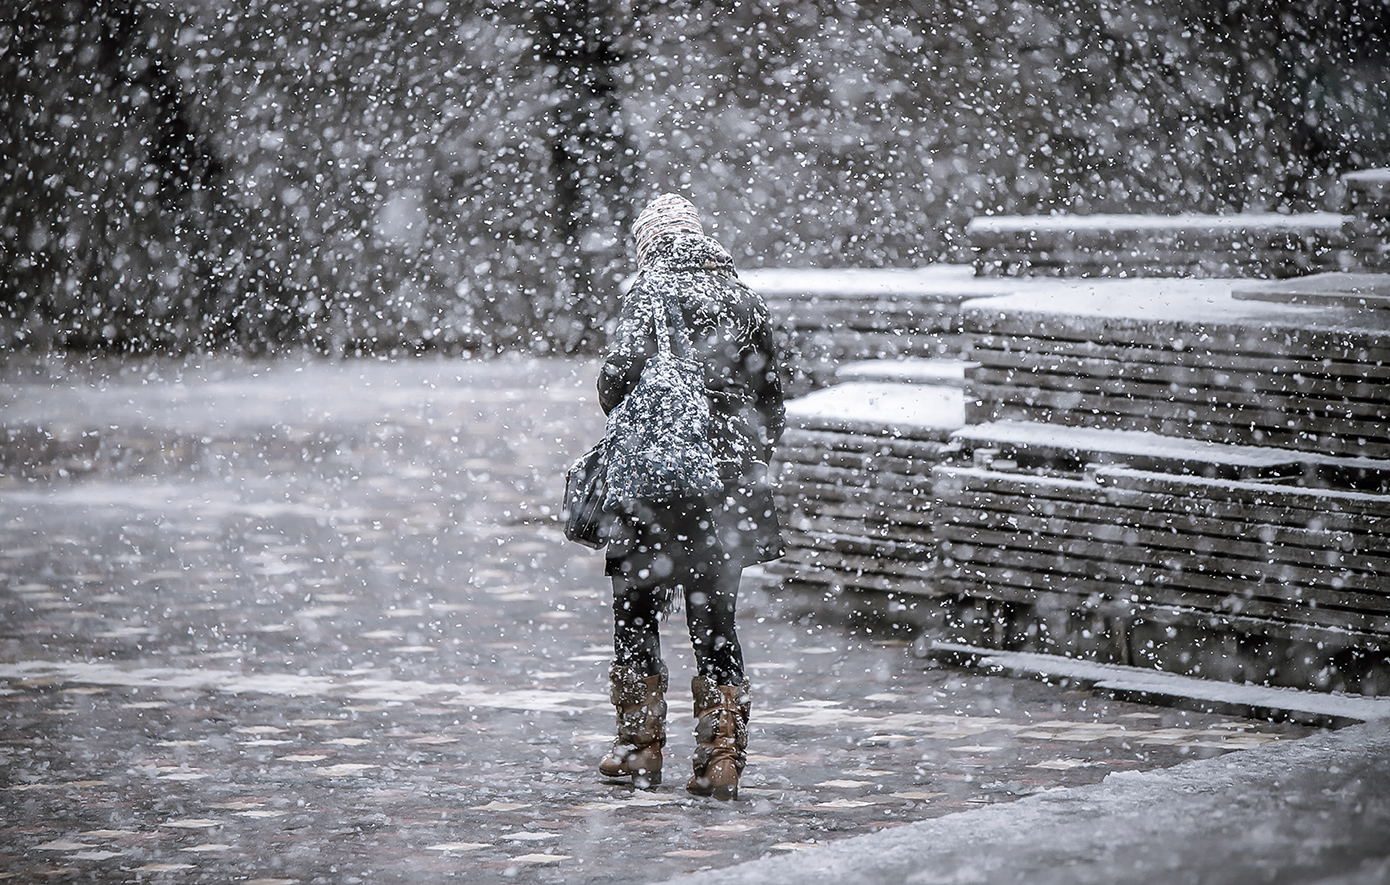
[[768, 272, 1390, 695]]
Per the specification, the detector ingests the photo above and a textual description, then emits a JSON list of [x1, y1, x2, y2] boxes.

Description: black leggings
[[612, 561, 745, 686]]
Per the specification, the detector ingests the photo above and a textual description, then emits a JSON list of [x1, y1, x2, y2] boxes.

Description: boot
[[686, 675, 751, 801], [598, 663, 667, 788]]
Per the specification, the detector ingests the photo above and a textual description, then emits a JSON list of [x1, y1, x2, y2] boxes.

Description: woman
[[596, 193, 785, 800]]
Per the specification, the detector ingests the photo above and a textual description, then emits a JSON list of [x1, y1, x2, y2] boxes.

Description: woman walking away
[[596, 193, 785, 800]]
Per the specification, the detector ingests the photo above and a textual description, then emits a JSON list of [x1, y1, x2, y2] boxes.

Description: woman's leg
[[612, 574, 663, 676], [684, 559, 751, 800], [684, 559, 745, 686], [602, 573, 667, 787]]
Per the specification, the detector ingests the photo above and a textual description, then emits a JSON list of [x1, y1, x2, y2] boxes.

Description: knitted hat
[[632, 193, 703, 265]]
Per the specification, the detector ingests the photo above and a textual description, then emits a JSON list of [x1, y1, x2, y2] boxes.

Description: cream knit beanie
[[632, 193, 703, 266]]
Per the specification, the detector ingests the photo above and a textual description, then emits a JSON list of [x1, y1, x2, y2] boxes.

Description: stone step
[[961, 277, 1390, 459]]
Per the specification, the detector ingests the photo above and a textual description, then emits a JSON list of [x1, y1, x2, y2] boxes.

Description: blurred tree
[[524, 0, 634, 352], [1, 0, 1387, 354], [1281, 0, 1390, 188], [0, 0, 305, 352]]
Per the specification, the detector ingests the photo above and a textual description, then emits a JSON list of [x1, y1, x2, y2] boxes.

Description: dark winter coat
[[599, 233, 786, 581]]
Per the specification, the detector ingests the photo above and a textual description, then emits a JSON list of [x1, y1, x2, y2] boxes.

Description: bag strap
[[651, 290, 673, 356], [654, 289, 695, 361]]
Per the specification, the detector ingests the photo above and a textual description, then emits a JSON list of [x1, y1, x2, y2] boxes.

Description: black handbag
[[563, 441, 609, 548]]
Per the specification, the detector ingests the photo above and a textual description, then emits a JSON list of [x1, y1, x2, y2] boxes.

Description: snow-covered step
[[782, 381, 964, 440], [952, 420, 1390, 490], [741, 266, 1010, 393], [770, 382, 964, 604], [832, 358, 979, 388], [961, 277, 1390, 459], [965, 211, 1353, 278], [932, 460, 1390, 693]]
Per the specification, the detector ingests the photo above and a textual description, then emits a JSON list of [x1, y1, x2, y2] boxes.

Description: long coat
[[599, 233, 786, 584]]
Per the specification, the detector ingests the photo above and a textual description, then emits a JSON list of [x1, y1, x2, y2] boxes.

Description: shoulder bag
[[603, 289, 722, 507]]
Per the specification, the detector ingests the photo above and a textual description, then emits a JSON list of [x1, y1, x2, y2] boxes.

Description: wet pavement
[[0, 355, 1318, 884]]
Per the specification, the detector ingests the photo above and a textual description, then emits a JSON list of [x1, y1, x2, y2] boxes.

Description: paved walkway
[[0, 355, 1333, 883]]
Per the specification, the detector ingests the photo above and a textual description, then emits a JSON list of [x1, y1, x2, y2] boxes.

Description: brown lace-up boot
[[686, 675, 751, 801], [598, 663, 667, 788]]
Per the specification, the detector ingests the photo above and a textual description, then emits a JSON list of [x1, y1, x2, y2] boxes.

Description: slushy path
[[0, 355, 1316, 883]]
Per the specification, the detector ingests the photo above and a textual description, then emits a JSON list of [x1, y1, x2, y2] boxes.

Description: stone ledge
[[925, 640, 1390, 726], [1232, 271, 1390, 308], [965, 211, 1355, 278], [966, 212, 1351, 235]]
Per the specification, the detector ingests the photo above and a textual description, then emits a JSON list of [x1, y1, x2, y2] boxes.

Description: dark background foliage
[[2, 0, 1387, 354]]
